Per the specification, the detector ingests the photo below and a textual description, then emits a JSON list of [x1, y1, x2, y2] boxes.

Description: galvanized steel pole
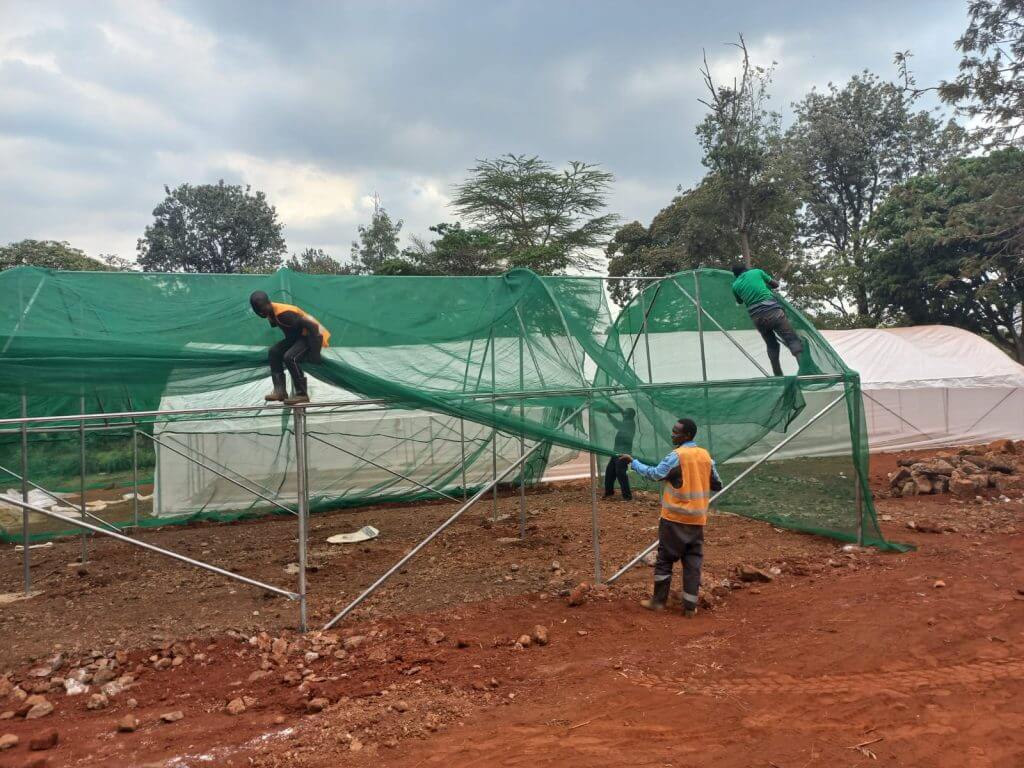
[[80, 395, 88, 564], [293, 406, 310, 632], [4, 497, 299, 600], [20, 394, 30, 594], [322, 405, 587, 629]]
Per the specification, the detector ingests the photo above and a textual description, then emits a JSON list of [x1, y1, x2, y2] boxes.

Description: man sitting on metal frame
[[249, 291, 331, 405]]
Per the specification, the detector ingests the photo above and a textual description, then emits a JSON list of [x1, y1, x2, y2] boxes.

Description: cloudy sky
[[0, 0, 968, 269]]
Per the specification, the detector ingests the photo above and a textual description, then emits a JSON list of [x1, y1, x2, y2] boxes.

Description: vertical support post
[[518, 332, 526, 539], [292, 406, 309, 633], [589, 411, 601, 582], [459, 418, 467, 500], [132, 427, 139, 528], [640, 289, 654, 383], [852, 382, 865, 547], [491, 333, 498, 521], [79, 395, 88, 563], [856, 480, 864, 547], [693, 272, 714, 455], [20, 394, 30, 594]]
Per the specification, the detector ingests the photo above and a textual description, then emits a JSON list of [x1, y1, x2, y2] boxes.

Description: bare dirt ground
[[1, 446, 1024, 767]]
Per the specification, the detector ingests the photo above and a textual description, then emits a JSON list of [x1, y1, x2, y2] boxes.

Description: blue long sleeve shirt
[[630, 441, 722, 484]]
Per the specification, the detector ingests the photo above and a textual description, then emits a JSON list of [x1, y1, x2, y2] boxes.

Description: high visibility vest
[[660, 445, 712, 526], [270, 302, 331, 348]]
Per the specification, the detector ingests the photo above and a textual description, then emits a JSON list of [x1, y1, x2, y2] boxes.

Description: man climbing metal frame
[[730, 265, 803, 376], [249, 291, 331, 405]]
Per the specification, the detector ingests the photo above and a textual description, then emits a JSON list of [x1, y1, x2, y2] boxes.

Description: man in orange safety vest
[[620, 418, 722, 617], [249, 291, 331, 405]]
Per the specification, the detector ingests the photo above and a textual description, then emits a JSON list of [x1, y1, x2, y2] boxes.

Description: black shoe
[[265, 372, 288, 402], [284, 375, 310, 405], [641, 579, 670, 611], [602, 493, 614, 499], [683, 601, 698, 618]]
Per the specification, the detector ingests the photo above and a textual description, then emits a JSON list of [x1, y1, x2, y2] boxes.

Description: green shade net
[[0, 265, 899, 551]]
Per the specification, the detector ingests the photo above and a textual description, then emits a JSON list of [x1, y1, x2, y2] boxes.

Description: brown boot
[[640, 579, 670, 611], [284, 374, 310, 405], [264, 372, 287, 402]]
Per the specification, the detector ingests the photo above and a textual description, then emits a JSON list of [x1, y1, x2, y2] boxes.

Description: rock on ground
[[567, 582, 591, 607], [29, 729, 59, 751], [226, 698, 246, 716]]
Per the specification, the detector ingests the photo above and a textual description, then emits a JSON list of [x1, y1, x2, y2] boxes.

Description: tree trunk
[[739, 230, 751, 267]]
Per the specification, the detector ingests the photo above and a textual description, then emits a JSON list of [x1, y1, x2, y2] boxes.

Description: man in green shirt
[[731, 265, 803, 376]]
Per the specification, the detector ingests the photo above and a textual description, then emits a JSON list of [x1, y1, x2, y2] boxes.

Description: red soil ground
[[1, 448, 1023, 767]]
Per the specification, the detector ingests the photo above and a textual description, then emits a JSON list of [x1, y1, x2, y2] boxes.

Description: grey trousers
[[752, 308, 803, 376], [654, 518, 704, 607]]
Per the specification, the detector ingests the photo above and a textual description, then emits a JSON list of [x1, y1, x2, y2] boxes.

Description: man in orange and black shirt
[[620, 418, 722, 617], [249, 291, 331, 405]]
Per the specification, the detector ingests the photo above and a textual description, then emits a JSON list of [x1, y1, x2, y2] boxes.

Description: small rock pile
[[887, 440, 1023, 499]]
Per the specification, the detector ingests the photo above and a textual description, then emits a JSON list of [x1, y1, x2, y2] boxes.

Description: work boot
[[264, 372, 288, 402], [284, 375, 310, 405], [640, 579, 670, 611], [682, 599, 698, 619]]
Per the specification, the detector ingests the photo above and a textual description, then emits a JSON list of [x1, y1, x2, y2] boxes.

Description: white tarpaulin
[[823, 325, 1024, 452]]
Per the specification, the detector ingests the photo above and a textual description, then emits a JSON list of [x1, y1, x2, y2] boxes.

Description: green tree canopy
[[0, 239, 112, 272], [451, 154, 617, 273], [402, 222, 503, 276], [137, 181, 286, 273], [868, 148, 1024, 360], [605, 174, 798, 305], [787, 72, 967, 322], [286, 247, 352, 275], [939, 0, 1024, 147], [350, 199, 403, 274], [696, 36, 799, 267]]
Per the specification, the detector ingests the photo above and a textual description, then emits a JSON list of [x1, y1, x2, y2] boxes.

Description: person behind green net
[[603, 407, 636, 501], [619, 418, 722, 618], [249, 291, 331, 405], [730, 264, 803, 376]]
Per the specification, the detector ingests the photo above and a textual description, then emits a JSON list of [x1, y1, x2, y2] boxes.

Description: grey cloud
[[0, 0, 968, 265]]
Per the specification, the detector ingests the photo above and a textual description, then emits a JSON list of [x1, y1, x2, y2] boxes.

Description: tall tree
[[402, 222, 503, 276], [940, 0, 1024, 147], [605, 174, 798, 305], [350, 196, 403, 274], [787, 72, 967, 321], [286, 247, 352, 275], [696, 36, 798, 267], [451, 154, 617, 273], [868, 148, 1024, 360], [137, 181, 286, 273], [0, 239, 111, 271]]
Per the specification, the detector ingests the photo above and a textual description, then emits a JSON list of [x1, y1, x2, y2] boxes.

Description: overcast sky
[[0, 0, 968, 269]]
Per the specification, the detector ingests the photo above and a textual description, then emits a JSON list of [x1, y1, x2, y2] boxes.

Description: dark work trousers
[[752, 309, 804, 376], [604, 456, 632, 499], [654, 518, 704, 607], [268, 336, 310, 382]]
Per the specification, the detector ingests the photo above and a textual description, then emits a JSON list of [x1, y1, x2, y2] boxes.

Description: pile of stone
[[888, 439, 1023, 498]]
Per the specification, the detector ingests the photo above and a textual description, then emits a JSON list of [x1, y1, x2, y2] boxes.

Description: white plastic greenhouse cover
[[153, 325, 1024, 516], [823, 325, 1024, 451]]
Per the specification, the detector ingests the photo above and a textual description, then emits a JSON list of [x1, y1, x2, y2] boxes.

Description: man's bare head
[[249, 291, 272, 317]]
